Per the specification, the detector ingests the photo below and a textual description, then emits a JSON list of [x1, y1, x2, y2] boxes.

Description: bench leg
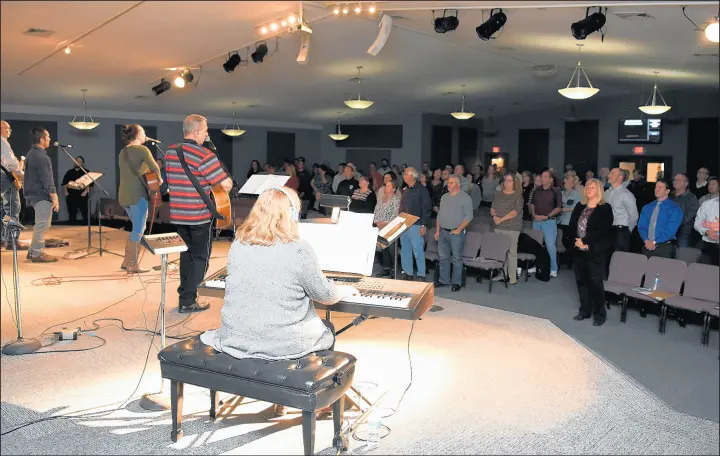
[[171, 380, 184, 442], [332, 396, 348, 452], [210, 389, 219, 420], [302, 410, 316, 455]]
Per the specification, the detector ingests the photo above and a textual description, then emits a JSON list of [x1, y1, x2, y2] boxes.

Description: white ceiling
[[1, 1, 718, 124]]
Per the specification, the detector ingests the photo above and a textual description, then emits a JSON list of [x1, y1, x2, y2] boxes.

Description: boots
[[120, 241, 131, 270], [124, 240, 149, 274]]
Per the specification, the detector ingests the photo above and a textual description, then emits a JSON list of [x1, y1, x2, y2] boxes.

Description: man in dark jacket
[[398, 167, 432, 281]]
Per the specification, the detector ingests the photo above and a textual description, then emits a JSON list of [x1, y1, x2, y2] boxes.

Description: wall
[[0, 108, 321, 221], [485, 91, 720, 174]]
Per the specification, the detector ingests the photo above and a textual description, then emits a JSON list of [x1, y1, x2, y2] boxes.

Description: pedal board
[[141, 233, 188, 255]]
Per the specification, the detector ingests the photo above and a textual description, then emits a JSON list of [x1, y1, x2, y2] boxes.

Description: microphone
[[145, 136, 162, 144], [203, 136, 217, 152], [53, 141, 72, 148]]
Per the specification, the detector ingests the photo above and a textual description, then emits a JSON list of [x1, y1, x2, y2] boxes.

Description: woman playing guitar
[[118, 124, 163, 273]]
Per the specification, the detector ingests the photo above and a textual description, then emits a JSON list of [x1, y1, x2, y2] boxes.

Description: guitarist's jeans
[[0, 174, 21, 244], [122, 197, 148, 242], [176, 222, 213, 308]]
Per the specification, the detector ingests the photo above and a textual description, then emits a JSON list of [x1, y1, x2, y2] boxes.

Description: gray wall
[[485, 91, 720, 174], [0, 110, 321, 221]]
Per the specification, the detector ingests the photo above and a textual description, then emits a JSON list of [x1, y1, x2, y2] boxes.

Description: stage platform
[[1, 226, 718, 455]]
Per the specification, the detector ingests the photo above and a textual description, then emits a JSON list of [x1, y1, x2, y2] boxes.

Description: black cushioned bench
[[158, 336, 356, 455]]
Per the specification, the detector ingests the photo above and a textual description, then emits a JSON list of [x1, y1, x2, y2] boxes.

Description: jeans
[[438, 229, 465, 285], [177, 222, 213, 307], [30, 200, 53, 257], [123, 197, 149, 242], [533, 219, 558, 273], [1, 174, 21, 244], [574, 250, 608, 323], [400, 224, 426, 277]]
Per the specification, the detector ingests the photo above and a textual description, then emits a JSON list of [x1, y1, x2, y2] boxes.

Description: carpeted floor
[[1, 226, 718, 455]]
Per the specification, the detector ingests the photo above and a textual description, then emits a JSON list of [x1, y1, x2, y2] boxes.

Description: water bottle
[[366, 408, 382, 450], [652, 273, 660, 291]]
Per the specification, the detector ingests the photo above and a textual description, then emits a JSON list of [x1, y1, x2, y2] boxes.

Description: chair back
[[675, 247, 702, 264], [683, 263, 720, 303], [480, 231, 511, 262], [425, 229, 438, 254], [643, 257, 687, 293], [556, 226, 566, 252], [523, 229, 544, 246], [462, 232, 483, 259], [607, 252, 648, 286]]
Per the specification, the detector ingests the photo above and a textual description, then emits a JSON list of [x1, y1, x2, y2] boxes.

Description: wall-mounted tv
[[618, 118, 662, 144]]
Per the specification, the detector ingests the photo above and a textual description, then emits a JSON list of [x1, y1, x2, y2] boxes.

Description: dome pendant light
[[329, 120, 349, 141], [558, 44, 599, 100], [221, 102, 246, 137], [344, 66, 374, 109], [450, 85, 475, 120], [69, 89, 100, 130], [638, 71, 671, 115]]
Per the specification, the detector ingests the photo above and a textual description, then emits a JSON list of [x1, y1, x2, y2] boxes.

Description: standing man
[[24, 127, 60, 262], [399, 167, 432, 281], [453, 164, 469, 193], [694, 195, 719, 265], [671, 173, 699, 248], [332, 162, 346, 194], [377, 158, 391, 176], [0, 120, 27, 251], [530, 169, 563, 277], [166, 115, 233, 313], [605, 168, 638, 253], [295, 157, 312, 219], [638, 180, 683, 259], [692, 167, 710, 200], [421, 162, 432, 180], [435, 175, 473, 291], [599, 167, 610, 190], [61, 156, 90, 225]]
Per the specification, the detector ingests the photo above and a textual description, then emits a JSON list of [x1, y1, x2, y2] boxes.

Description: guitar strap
[[174, 141, 226, 221]]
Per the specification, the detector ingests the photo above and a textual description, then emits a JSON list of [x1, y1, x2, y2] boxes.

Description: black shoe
[[433, 281, 448, 288], [401, 273, 413, 281], [179, 302, 211, 313], [451, 284, 461, 292], [414, 275, 426, 282], [592, 319, 606, 326], [573, 314, 590, 321], [377, 269, 392, 278]]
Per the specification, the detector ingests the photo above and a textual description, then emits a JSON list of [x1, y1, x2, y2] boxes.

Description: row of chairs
[[604, 251, 720, 346]]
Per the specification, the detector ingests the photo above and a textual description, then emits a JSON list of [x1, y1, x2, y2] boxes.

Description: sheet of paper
[[338, 211, 374, 227], [238, 174, 290, 195], [298, 222, 378, 276], [69, 172, 104, 189], [378, 216, 406, 243]]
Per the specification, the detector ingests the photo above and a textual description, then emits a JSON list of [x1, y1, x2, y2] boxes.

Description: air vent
[[24, 28, 55, 38], [612, 12, 655, 20], [133, 95, 149, 99], [692, 53, 719, 58], [246, 104, 260, 108]]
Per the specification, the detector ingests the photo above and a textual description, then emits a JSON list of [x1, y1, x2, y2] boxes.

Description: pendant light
[[69, 89, 100, 130], [344, 66, 374, 109], [706, 16, 719, 43], [450, 85, 475, 120], [558, 44, 599, 100], [329, 121, 349, 141], [638, 71, 671, 115], [221, 102, 246, 137]]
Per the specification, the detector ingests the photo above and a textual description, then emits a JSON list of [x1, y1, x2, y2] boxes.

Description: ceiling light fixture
[[450, 85, 475, 120], [222, 102, 246, 137], [333, 6, 340, 15], [344, 66, 374, 109], [223, 52, 242, 72], [369, 4, 376, 13], [706, 16, 719, 42], [69, 89, 100, 130], [270, 22, 278, 31], [638, 71, 671, 115], [64, 46, 71, 55], [558, 44, 599, 100], [342, 5, 349, 14], [251, 43, 269, 63], [571, 6, 607, 40], [329, 119, 349, 141], [281, 19, 288, 27], [152, 78, 171, 96], [434, 9, 459, 33], [174, 69, 193, 88], [355, 5, 362, 14], [476, 8, 506, 40], [260, 26, 268, 34], [289, 14, 297, 24]]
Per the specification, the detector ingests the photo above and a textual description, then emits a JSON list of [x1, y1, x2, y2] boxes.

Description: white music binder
[[298, 222, 378, 276], [239, 174, 291, 195]]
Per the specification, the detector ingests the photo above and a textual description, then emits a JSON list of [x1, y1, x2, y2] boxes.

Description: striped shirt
[[165, 139, 229, 225]]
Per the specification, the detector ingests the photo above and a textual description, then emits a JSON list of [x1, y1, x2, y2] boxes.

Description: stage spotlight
[[223, 53, 241, 72], [571, 7, 606, 40], [333, 6, 340, 14], [342, 5, 349, 14], [64, 46, 71, 55], [289, 14, 297, 24], [476, 8, 506, 41], [152, 78, 171, 96], [174, 70, 193, 88], [270, 22, 278, 31], [251, 43, 269, 63], [369, 4, 376, 13], [355, 5, 362, 13], [260, 26, 268, 34], [434, 10, 459, 33], [281, 19, 288, 27]]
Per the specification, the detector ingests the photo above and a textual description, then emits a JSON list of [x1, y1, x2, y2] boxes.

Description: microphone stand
[[58, 145, 122, 259]]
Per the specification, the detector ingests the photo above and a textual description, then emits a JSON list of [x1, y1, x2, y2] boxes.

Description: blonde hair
[[235, 188, 301, 246], [285, 163, 296, 177], [183, 114, 207, 135], [581, 178, 606, 205]]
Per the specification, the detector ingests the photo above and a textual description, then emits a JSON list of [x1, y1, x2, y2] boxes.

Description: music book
[[239, 174, 291, 196], [377, 212, 419, 249], [298, 222, 378, 276], [67, 172, 104, 190], [631, 287, 675, 301]]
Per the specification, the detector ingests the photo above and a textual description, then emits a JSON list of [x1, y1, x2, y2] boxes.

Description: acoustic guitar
[[11, 157, 25, 190], [143, 171, 163, 209], [210, 184, 232, 230]]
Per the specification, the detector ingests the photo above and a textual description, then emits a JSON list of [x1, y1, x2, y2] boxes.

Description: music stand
[[376, 213, 419, 279], [58, 145, 122, 259]]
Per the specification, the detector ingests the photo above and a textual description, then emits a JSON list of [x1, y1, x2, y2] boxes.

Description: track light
[[251, 43, 269, 63], [64, 46, 71, 55], [223, 53, 242, 73], [707, 17, 719, 43], [369, 4, 376, 13], [260, 26, 268, 34], [270, 22, 278, 31], [342, 5, 349, 14], [355, 5, 362, 13], [289, 14, 297, 24], [152, 78, 171, 96], [333, 6, 340, 14], [571, 7, 606, 40], [476, 9, 506, 40], [281, 19, 288, 27], [434, 10, 459, 34], [174, 70, 193, 88]]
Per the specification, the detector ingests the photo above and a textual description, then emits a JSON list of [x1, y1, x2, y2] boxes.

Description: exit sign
[[492, 146, 501, 153], [633, 146, 645, 155]]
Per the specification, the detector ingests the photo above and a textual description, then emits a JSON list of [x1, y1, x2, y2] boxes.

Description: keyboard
[[198, 268, 434, 320]]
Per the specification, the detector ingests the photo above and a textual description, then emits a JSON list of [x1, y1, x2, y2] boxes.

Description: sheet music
[[68, 172, 104, 190], [298, 222, 378, 276], [378, 216, 406, 244], [338, 211, 374, 227], [239, 174, 290, 195]]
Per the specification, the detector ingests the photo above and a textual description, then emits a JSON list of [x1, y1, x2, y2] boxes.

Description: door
[[345, 149, 390, 177], [266, 132, 295, 169], [458, 127, 478, 173], [564, 120, 598, 177], [484, 153, 510, 172], [612, 155, 673, 183], [518, 128, 549, 174], [687, 117, 719, 184], [430, 126, 452, 170]]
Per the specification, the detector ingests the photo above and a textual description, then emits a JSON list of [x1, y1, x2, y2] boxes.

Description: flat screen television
[[618, 118, 662, 144]]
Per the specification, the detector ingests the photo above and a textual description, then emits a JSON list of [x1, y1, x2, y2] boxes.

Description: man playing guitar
[[0, 120, 27, 251], [166, 114, 233, 313]]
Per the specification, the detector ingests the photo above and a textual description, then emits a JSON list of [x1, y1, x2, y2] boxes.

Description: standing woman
[[480, 165, 499, 208], [246, 160, 261, 179], [568, 178, 614, 326], [491, 174, 525, 285], [310, 164, 333, 213], [118, 124, 162, 273], [284, 163, 299, 191], [419, 172, 434, 202], [558, 173, 582, 265], [521, 171, 534, 221], [373, 179, 401, 277]]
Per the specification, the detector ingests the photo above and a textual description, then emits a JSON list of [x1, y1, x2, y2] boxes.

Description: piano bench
[[158, 336, 356, 455]]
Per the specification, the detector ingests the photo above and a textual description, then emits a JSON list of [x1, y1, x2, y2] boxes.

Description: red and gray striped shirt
[[165, 140, 229, 225]]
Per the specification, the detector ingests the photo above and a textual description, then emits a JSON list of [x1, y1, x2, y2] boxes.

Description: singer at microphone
[[53, 141, 73, 148]]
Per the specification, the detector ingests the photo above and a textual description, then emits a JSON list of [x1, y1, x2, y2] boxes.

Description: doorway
[[612, 155, 673, 183], [484, 153, 510, 172]]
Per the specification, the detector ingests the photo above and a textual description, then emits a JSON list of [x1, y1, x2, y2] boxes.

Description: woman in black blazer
[[568, 178, 614, 326]]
